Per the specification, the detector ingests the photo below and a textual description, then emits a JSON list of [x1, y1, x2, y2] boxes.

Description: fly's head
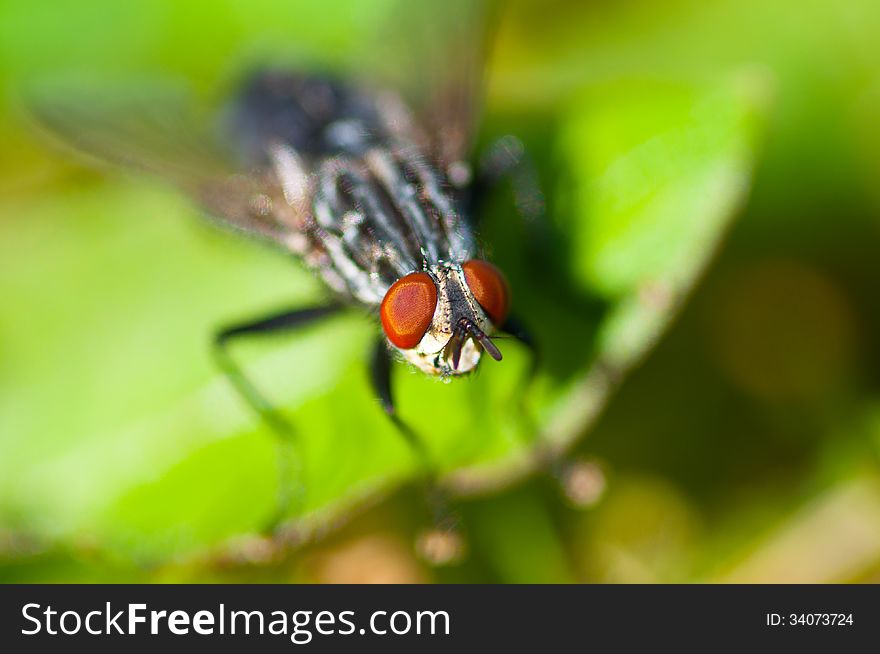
[[380, 260, 509, 377]]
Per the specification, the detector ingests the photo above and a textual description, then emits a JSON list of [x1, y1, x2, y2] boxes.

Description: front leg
[[212, 302, 344, 528], [369, 339, 434, 480], [370, 339, 464, 564]]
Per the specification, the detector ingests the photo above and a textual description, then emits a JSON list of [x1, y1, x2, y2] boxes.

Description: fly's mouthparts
[[447, 327, 464, 371], [446, 317, 503, 370]]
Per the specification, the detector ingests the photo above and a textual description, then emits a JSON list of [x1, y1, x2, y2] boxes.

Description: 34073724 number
[[766, 613, 853, 626]]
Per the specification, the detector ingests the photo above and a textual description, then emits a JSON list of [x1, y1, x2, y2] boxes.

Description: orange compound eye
[[380, 272, 438, 349], [462, 259, 510, 325]]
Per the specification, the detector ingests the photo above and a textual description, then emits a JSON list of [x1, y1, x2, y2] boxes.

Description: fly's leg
[[468, 138, 544, 406], [370, 339, 464, 565], [469, 135, 560, 285], [471, 137, 544, 402], [472, 140, 602, 507], [369, 339, 440, 494], [467, 135, 545, 229], [369, 338, 434, 472], [213, 303, 344, 531]]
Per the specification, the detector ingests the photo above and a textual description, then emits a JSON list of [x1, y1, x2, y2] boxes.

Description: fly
[[30, 3, 539, 543], [201, 70, 534, 419], [222, 70, 511, 377]]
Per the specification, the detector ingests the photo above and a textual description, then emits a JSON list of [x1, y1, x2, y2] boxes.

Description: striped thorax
[[254, 83, 510, 378]]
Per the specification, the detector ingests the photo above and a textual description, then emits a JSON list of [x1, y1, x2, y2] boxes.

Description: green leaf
[[0, 72, 767, 563], [578, 73, 768, 354]]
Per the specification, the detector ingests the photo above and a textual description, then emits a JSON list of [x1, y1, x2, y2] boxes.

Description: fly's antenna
[[458, 317, 502, 362]]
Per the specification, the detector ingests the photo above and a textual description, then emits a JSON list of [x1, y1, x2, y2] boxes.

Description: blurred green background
[[2, 0, 880, 583]]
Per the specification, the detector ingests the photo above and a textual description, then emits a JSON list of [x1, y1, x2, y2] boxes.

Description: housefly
[[31, 2, 538, 540]]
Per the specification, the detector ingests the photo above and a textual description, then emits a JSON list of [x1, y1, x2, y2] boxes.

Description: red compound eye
[[380, 272, 438, 349], [462, 259, 510, 325]]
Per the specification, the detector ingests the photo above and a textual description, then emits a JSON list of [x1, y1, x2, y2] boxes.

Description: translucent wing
[[365, 0, 498, 168], [28, 80, 310, 247]]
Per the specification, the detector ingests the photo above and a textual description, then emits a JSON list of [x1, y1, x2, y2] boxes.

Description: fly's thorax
[[395, 263, 495, 377]]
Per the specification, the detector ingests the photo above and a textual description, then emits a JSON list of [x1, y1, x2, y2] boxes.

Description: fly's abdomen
[[226, 70, 385, 167]]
